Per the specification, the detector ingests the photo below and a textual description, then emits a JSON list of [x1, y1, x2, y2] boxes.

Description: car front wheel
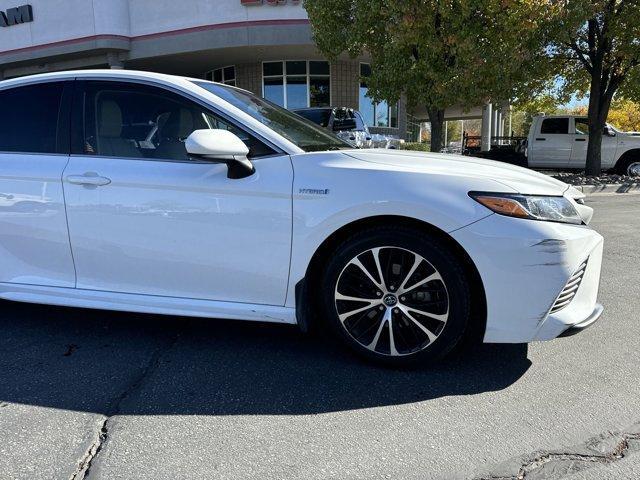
[[321, 226, 472, 366]]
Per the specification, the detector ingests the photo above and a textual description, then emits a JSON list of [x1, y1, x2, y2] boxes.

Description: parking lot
[[0, 194, 639, 480]]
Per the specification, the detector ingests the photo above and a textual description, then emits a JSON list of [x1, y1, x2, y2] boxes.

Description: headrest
[[161, 108, 195, 140], [98, 100, 124, 138]]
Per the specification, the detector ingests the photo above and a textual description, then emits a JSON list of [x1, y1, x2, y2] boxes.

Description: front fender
[[284, 152, 506, 307]]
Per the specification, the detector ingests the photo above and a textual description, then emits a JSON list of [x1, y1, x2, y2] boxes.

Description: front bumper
[[451, 213, 604, 343], [558, 303, 604, 337]]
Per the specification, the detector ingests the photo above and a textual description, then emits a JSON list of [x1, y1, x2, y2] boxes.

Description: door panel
[[0, 81, 75, 288], [63, 80, 292, 306], [569, 118, 617, 168], [530, 117, 571, 167], [62, 155, 292, 304], [0, 154, 75, 287], [569, 117, 589, 167]]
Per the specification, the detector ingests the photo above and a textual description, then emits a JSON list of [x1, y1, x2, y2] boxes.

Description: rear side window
[[0, 82, 64, 154], [540, 117, 569, 134]]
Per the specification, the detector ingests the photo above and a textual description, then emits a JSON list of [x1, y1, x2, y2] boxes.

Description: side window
[[540, 117, 569, 134], [575, 118, 589, 135], [354, 111, 367, 132], [0, 82, 64, 154], [80, 81, 274, 161]]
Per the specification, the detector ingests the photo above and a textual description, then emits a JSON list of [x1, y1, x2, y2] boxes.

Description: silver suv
[[293, 107, 400, 149]]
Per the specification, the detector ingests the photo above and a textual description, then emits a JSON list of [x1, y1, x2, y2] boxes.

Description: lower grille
[[550, 260, 588, 314]]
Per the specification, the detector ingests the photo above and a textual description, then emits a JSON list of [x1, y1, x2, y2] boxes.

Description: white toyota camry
[[0, 70, 603, 365]]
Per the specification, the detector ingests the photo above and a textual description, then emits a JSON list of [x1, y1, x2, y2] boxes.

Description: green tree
[[549, 0, 640, 175], [304, 0, 551, 152], [510, 93, 563, 136]]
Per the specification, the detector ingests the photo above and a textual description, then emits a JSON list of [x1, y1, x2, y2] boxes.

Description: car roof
[[0, 69, 253, 95], [0, 69, 170, 87]]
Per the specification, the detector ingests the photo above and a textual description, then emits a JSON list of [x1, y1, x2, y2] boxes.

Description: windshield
[[192, 81, 352, 152], [293, 108, 332, 128]]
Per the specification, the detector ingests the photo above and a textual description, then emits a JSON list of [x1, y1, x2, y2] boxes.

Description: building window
[[262, 61, 330, 109], [359, 63, 398, 128], [205, 66, 236, 86]]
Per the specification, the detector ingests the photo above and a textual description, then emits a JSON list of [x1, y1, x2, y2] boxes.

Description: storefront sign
[[241, 0, 300, 5], [0, 4, 33, 27]]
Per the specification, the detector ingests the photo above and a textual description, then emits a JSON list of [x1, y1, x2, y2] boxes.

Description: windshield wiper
[[303, 144, 353, 152]]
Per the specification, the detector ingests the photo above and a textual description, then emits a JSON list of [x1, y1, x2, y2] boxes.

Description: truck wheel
[[616, 154, 640, 176]]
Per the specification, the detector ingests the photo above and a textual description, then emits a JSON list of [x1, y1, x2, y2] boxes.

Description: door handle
[[66, 173, 112, 187], [575, 138, 586, 142], [535, 138, 546, 141]]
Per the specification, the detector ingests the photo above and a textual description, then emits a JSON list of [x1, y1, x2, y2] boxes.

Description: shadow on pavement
[[0, 300, 530, 416]]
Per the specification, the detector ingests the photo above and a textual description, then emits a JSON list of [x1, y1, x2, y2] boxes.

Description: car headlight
[[469, 192, 583, 225]]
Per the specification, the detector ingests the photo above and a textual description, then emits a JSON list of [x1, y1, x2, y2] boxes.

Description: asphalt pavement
[[0, 194, 639, 480]]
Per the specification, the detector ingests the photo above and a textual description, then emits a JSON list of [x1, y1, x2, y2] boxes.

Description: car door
[[0, 81, 76, 288], [530, 117, 571, 168], [62, 80, 293, 305], [569, 118, 617, 169]]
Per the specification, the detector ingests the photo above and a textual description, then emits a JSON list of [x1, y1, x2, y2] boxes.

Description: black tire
[[615, 153, 640, 176], [319, 226, 472, 367]]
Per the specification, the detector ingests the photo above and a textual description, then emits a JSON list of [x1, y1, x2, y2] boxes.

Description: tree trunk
[[585, 80, 605, 176], [585, 119, 604, 177], [427, 107, 445, 152]]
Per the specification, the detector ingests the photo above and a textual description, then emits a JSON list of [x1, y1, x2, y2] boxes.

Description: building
[[0, 0, 506, 146]]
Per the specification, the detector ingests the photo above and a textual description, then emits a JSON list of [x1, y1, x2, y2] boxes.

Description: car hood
[[620, 131, 640, 139], [344, 149, 570, 196]]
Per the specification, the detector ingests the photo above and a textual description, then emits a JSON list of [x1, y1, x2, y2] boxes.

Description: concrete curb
[[573, 183, 640, 195]]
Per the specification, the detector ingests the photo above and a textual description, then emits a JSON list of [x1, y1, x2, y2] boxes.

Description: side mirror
[[185, 129, 255, 179], [605, 126, 617, 137], [333, 118, 357, 131]]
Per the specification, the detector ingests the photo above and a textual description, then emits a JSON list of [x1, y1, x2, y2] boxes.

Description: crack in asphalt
[[68, 419, 108, 480], [68, 331, 181, 480], [474, 426, 640, 479]]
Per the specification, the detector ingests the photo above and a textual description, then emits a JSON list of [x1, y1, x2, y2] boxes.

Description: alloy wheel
[[334, 246, 450, 356]]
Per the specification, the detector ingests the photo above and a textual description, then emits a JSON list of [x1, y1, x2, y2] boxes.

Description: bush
[[401, 142, 431, 152]]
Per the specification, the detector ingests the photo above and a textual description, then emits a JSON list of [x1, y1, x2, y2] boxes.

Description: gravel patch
[[543, 171, 640, 186]]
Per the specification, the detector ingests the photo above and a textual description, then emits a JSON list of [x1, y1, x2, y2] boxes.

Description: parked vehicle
[[293, 106, 401, 149], [527, 115, 640, 175], [0, 70, 603, 366]]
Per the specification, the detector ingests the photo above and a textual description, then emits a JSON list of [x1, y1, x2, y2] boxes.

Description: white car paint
[[185, 128, 250, 157], [0, 153, 76, 287], [62, 154, 293, 305], [0, 70, 604, 345], [527, 114, 640, 171]]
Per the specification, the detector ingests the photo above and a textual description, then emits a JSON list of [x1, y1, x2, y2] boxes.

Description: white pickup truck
[[527, 115, 640, 175]]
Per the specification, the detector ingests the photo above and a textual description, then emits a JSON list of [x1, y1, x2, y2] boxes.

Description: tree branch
[[566, 40, 594, 73]]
